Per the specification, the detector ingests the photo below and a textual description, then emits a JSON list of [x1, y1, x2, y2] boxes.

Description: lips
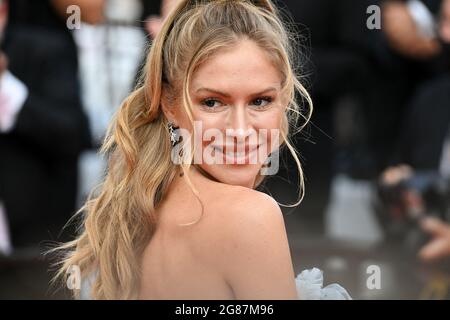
[[210, 144, 260, 164], [212, 144, 258, 154]]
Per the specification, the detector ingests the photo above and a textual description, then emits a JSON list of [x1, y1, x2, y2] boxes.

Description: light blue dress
[[295, 268, 352, 300]]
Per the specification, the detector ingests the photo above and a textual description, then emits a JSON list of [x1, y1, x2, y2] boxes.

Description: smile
[[210, 144, 261, 164]]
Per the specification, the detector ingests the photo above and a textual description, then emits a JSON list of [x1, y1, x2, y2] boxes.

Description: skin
[[440, 0, 450, 43], [382, 1, 441, 59], [145, 0, 179, 39], [50, 0, 105, 25], [419, 217, 450, 262], [139, 39, 298, 299]]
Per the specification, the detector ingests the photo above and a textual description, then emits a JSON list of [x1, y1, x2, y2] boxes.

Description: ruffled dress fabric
[[295, 267, 352, 300]]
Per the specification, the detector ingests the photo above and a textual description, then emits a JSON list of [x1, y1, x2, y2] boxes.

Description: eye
[[200, 98, 224, 110], [251, 96, 273, 109]]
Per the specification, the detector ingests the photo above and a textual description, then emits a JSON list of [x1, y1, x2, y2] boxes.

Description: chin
[[200, 164, 262, 189]]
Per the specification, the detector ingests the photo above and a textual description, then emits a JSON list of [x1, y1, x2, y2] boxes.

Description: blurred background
[[0, 0, 449, 299]]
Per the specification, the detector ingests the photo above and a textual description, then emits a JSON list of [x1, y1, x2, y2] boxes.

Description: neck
[[191, 164, 220, 183]]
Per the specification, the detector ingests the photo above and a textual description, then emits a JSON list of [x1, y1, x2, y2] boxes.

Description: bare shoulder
[[208, 184, 287, 254], [200, 183, 297, 299], [200, 181, 286, 241], [198, 182, 286, 241], [223, 186, 283, 232], [208, 183, 283, 220]]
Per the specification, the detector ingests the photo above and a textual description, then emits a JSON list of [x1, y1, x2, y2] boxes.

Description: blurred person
[[131, 0, 177, 86], [380, 74, 450, 259], [54, 0, 351, 300], [144, 0, 179, 39], [74, 0, 153, 217], [364, 0, 450, 173], [369, 0, 450, 192], [280, 0, 395, 244], [382, 0, 450, 188], [0, 0, 104, 249], [279, 0, 420, 178]]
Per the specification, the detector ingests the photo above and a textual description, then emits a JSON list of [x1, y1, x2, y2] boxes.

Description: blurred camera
[[377, 170, 450, 250]]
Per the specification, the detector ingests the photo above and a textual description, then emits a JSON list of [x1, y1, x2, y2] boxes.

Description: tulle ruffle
[[295, 267, 352, 300]]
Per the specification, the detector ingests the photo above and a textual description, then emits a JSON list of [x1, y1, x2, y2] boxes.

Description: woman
[[54, 0, 350, 300]]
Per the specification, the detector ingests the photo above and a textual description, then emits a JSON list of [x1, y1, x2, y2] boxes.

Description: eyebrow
[[195, 87, 278, 98]]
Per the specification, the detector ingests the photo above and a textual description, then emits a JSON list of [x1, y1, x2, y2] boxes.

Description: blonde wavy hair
[[52, 0, 312, 299]]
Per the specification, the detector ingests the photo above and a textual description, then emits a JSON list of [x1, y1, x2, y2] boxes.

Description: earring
[[168, 122, 180, 146]]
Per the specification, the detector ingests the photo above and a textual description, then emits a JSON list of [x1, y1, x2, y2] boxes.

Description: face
[[164, 39, 286, 188]]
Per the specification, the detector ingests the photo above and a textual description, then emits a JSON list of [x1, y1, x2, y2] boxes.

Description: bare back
[[139, 166, 297, 300], [139, 167, 238, 299]]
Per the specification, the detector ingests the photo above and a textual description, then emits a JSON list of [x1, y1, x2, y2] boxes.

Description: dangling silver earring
[[168, 122, 180, 147]]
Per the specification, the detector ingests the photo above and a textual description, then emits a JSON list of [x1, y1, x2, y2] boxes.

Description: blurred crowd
[[0, 0, 449, 297]]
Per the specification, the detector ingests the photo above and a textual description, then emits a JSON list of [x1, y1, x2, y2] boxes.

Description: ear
[[160, 84, 178, 126]]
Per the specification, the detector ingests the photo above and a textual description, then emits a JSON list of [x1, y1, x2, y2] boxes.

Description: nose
[[226, 105, 253, 142]]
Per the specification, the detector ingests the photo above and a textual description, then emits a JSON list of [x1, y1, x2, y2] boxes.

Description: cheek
[[193, 114, 225, 147], [256, 109, 283, 130], [254, 109, 284, 146]]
